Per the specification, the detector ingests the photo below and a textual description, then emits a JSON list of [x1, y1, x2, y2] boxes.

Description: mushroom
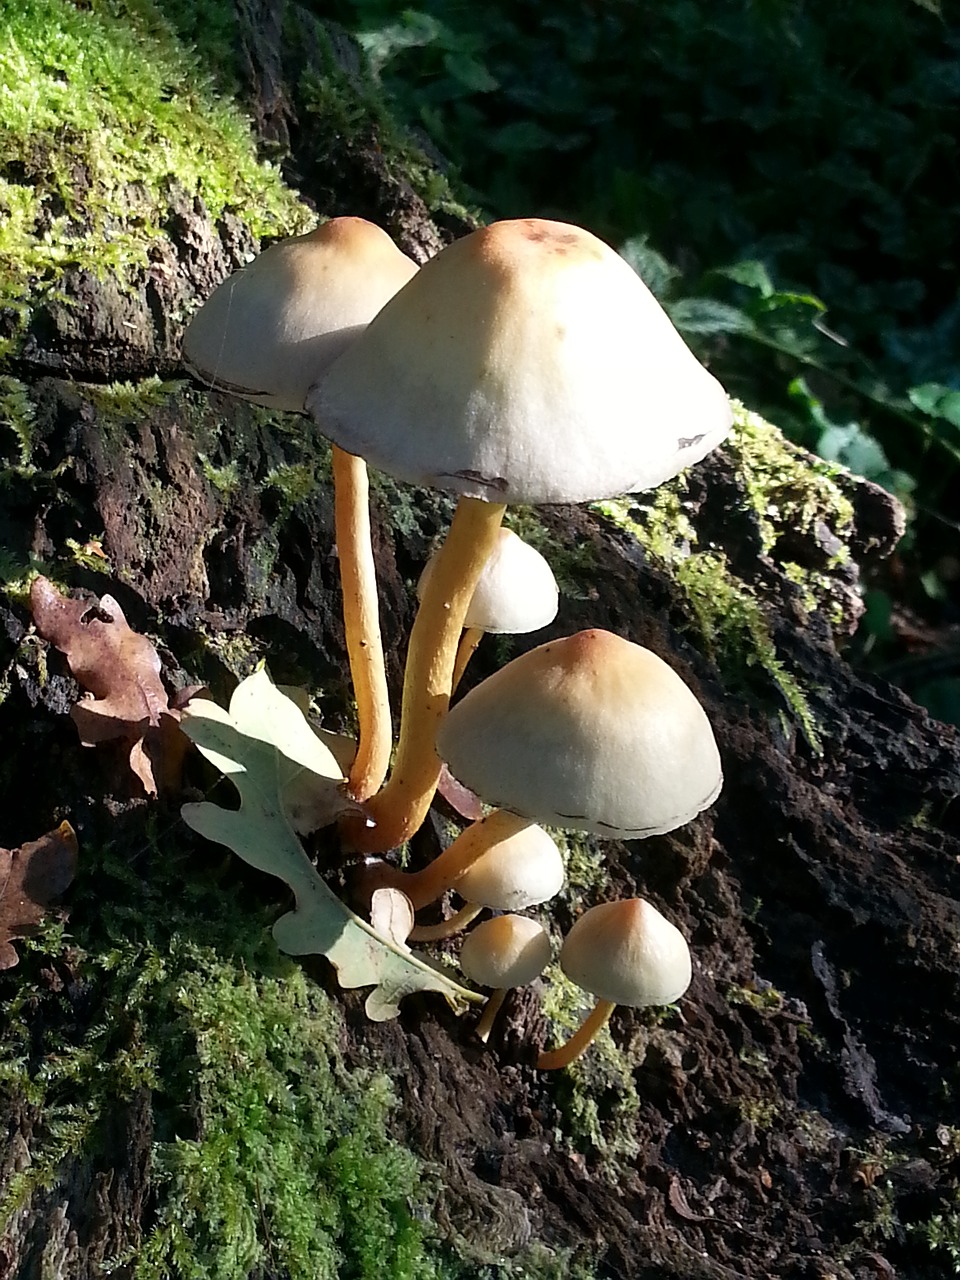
[[402, 821, 564, 939], [417, 527, 559, 690], [459, 914, 553, 1043], [436, 629, 723, 840], [537, 898, 691, 1070], [364, 629, 719, 921], [182, 217, 419, 802], [308, 217, 732, 852]]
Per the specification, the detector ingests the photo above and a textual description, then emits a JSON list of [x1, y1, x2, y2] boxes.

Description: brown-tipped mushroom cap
[[308, 218, 731, 502], [183, 217, 418, 412], [455, 823, 564, 910], [418, 527, 559, 635], [459, 915, 553, 990], [436, 629, 722, 838], [559, 898, 692, 1007]]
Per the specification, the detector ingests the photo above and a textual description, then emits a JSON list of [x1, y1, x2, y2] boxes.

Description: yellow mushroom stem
[[360, 809, 531, 907], [474, 987, 510, 1044], [408, 903, 482, 942], [537, 998, 617, 1071], [344, 496, 506, 853], [451, 626, 483, 692], [332, 444, 392, 802]]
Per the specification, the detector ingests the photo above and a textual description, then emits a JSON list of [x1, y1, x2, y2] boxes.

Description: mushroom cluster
[[181, 213, 729, 1067]]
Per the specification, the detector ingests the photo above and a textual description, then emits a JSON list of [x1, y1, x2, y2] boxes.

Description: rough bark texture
[[1, 4, 959, 1279]]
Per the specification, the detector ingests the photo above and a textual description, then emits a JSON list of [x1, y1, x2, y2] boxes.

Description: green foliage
[[327, 0, 960, 719], [914, 1202, 960, 1275], [0, 0, 309, 358], [328, 0, 958, 382]]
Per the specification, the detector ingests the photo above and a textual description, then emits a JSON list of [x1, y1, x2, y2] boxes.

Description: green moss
[[199, 628, 266, 679], [84, 376, 185, 425], [64, 535, 114, 575], [504, 508, 598, 601], [726, 405, 854, 556], [198, 453, 241, 496], [539, 964, 641, 1165], [370, 471, 458, 545], [0, 0, 310, 361], [675, 550, 822, 753], [0, 838, 459, 1280], [264, 461, 319, 512], [737, 1097, 780, 1128], [550, 828, 609, 910], [0, 375, 37, 470], [592, 405, 833, 753]]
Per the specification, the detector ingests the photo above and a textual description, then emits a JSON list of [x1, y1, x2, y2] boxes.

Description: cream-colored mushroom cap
[[182, 217, 418, 412], [459, 915, 553, 989], [436, 629, 722, 838], [455, 823, 564, 910], [307, 217, 731, 502], [560, 898, 691, 1007], [417, 528, 559, 634]]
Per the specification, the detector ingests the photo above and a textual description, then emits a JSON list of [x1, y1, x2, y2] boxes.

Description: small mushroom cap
[[182, 217, 418, 412], [455, 823, 564, 910], [418, 527, 559, 634], [459, 914, 553, 989], [436, 629, 722, 838], [560, 898, 691, 1007], [307, 217, 731, 503]]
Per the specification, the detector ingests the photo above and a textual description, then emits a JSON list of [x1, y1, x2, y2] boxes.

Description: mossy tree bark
[[1, 4, 959, 1279]]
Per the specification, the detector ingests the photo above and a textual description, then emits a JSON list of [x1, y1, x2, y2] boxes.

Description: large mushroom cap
[[436, 629, 722, 838], [307, 217, 731, 503], [559, 898, 692, 1008], [418, 527, 559, 634], [182, 217, 418, 412]]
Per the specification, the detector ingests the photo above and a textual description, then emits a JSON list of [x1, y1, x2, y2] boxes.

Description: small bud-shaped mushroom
[[418, 527, 559, 688], [537, 898, 692, 1070], [409, 823, 564, 940], [460, 914, 553, 1043]]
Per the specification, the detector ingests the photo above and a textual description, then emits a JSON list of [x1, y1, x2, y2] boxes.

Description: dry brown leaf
[[0, 821, 79, 970], [30, 576, 183, 795], [437, 761, 484, 822]]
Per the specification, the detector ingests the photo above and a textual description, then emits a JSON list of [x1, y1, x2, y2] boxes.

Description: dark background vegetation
[[313, 0, 960, 722]]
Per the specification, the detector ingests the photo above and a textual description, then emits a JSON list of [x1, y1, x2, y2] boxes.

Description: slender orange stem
[[332, 444, 392, 801], [357, 809, 531, 909], [537, 998, 616, 1071], [409, 903, 483, 942], [451, 626, 483, 692], [345, 496, 506, 853]]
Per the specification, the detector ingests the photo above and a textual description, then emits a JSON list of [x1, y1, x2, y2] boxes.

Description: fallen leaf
[[180, 668, 480, 1020], [30, 577, 183, 795], [0, 822, 79, 970], [437, 762, 484, 822], [370, 887, 415, 950]]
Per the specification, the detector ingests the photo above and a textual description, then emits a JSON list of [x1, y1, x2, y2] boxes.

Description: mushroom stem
[[451, 626, 483, 692], [332, 443, 392, 802], [409, 902, 483, 942], [475, 987, 509, 1044], [359, 809, 532, 908], [345, 496, 506, 852], [537, 998, 616, 1071]]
